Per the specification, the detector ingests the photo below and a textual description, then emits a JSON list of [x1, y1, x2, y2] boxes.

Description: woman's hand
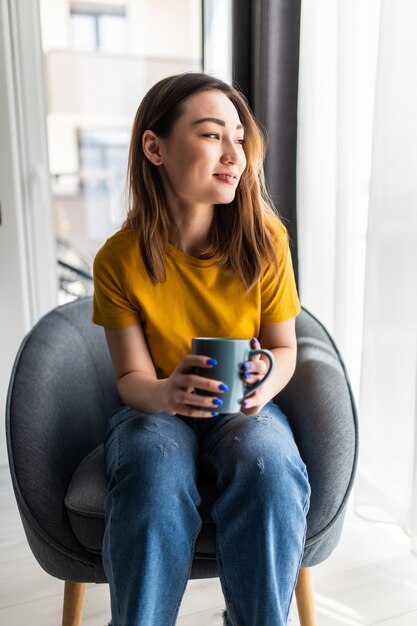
[[240, 337, 270, 416], [160, 355, 228, 418]]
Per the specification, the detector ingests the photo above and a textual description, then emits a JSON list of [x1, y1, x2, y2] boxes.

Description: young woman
[[92, 72, 310, 626]]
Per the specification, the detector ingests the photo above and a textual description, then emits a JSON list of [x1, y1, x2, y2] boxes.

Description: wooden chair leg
[[62, 581, 86, 626], [295, 567, 318, 626]]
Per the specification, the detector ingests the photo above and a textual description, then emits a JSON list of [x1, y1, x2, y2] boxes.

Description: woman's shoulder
[[267, 214, 287, 237], [101, 226, 136, 250], [265, 214, 289, 245], [94, 227, 141, 272], [98, 226, 138, 254]]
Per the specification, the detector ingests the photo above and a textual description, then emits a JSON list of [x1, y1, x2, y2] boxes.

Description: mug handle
[[242, 349, 275, 398]]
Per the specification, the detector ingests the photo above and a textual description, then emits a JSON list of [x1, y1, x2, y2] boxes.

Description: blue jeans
[[103, 401, 310, 626]]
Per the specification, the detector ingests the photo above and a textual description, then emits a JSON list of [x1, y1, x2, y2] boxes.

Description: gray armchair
[[6, 297, 358, 626]]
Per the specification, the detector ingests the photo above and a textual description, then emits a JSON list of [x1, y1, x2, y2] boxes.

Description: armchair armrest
[[275, 309, 358, 542], [6, 298, 119, 556]]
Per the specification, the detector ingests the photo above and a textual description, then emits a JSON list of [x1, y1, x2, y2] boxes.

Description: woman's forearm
[[259, 346, 297, 403], [117, 372, 168, 414]]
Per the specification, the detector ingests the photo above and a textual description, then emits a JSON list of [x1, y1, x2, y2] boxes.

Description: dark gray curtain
[[232, 0, 302, 284]]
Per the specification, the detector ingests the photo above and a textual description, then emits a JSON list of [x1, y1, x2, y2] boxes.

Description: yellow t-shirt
[[92, 219, 301, 379]]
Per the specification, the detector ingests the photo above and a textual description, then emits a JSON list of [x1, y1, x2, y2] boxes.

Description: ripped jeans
[[103, 401, 310, 626]]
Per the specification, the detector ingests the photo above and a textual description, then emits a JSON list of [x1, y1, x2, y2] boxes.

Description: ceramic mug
[[191, 337, 275, 414]]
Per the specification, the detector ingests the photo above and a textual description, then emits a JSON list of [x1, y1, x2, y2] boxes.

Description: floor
[[2, 465, 417, 626]]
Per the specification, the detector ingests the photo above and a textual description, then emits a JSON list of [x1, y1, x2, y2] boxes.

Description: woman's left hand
[[240, 337, 270, 416]]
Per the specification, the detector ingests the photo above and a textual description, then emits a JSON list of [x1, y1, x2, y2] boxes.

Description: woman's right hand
[[160, 355, 228, 418]]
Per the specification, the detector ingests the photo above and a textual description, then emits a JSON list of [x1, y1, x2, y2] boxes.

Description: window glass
[[39, 0, 202, 302], [99, 14, 127, 53], [70, 14, 97, 51]]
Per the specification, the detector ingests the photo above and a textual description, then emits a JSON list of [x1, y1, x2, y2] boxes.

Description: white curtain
[[297, 0, 417, 550]]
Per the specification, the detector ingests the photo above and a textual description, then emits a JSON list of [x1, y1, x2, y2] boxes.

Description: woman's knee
[[216, 424, 310, 511], [240, 442, 308, 497]]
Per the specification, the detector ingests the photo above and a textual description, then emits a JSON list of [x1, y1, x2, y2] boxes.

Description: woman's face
[[154, 89, 247, 210]]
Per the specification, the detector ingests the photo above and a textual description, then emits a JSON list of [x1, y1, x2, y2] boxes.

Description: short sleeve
[[92, 243, 140, 327], [260, 222, 301, 323]]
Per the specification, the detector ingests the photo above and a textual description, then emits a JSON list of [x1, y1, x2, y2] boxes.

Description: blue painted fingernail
[[243, 362, 252, 371], [219, 383, 229, 392], [244, 373, 250, 380], [243, 400, 249, 408], [213, 398, 223, 406], [211, 411, 219, 416], [207, 358, 217, 366], [252, 337, 258, 343]]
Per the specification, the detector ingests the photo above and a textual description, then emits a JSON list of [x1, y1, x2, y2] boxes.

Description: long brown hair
[[124, 72, 281, 291]]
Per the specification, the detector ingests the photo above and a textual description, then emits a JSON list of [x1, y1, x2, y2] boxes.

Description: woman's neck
[[169, 203, 214, 257]]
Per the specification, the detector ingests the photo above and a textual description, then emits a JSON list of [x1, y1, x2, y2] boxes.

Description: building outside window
[[39, 0, 205, 302], [70, 4, 127, 53]]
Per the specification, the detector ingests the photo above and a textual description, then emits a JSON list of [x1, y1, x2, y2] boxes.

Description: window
[[41, 0, 202, 302], [78, 128, 129, 193]]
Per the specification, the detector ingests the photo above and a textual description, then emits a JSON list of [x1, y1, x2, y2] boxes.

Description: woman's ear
[[142, 130, 163, 166]]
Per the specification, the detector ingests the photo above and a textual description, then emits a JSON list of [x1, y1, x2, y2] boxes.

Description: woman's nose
[[221, 140, 240, 164]]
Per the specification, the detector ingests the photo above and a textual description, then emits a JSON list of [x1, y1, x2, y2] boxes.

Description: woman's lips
[[213, 173, 238, 185]]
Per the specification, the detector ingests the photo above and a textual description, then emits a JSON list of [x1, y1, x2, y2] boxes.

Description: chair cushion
[[64, 446, 106, 553], [65, 444, 219, 556]]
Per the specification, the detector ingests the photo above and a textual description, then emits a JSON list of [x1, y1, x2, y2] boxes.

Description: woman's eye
[[201, 133, 245, 145]]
